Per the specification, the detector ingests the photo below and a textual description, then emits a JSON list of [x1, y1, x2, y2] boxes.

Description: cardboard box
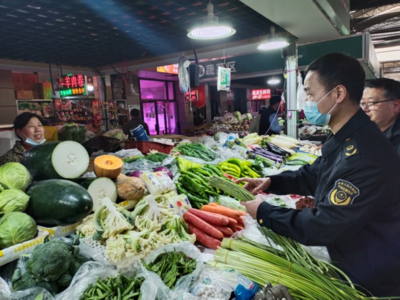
[[38, 81, 53, 99], [12, 73, 24, 89], [16, 89, 33, 100], [23, 73, 38, 84]]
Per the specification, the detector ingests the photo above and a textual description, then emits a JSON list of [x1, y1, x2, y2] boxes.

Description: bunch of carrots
[[183, 203, 246, 250]]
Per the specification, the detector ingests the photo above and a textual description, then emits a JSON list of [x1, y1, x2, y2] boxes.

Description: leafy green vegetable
[[143, 251, 197, 289], [123, 152, 169, 163], [0, 212, 37, 249], [0, 189, 30, 215], [0, 162, 31, 191], [175, 143, 218, 161]]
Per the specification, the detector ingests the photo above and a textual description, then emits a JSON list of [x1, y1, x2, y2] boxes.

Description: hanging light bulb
[[187, 1, 236, 40], [258, 26, 289, 50]]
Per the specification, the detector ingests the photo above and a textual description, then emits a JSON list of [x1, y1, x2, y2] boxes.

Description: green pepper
[[180, 175, 208, 199]]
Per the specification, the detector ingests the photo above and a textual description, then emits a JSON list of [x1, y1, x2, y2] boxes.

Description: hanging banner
[[189, 85, 206, 109]]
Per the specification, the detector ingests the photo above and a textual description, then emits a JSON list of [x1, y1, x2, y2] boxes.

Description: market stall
[[0, 133, 373, 300]]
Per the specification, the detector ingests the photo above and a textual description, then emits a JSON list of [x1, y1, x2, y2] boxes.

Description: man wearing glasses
[[361, 78, 400, 154]]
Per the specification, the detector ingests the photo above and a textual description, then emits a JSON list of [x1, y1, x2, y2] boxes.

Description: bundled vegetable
[[285, 153, 317, 166], [208, 176, 255, 202], [241, 133, 262, 146], [80, 274, 143, 300], [174, 143, 218, 161], [143, 251, 197, 289], [12, 237, 89, 294]]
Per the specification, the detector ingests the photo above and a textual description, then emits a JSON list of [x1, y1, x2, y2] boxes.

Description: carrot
[[226, 217, 238, 232], [188, 208, 229, 226], [188, 223, 221, 250], [208, 203, 247, 216], [183, 212, 224, 240], [213, 225, 233, 237], [237, 225, 244, 231], [201, 205, 242, 219]]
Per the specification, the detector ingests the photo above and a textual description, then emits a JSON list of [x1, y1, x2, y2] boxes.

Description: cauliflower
[[131, 195, 173, 231], [159, 215, 196, 244], [105, 235, 127, 262], [94, 198, 134, 238], [76, 214, 96, 238]]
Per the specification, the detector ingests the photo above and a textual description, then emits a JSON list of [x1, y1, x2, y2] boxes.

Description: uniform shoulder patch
[[329, 179, 360, 205], [343, 138, 359, 157]]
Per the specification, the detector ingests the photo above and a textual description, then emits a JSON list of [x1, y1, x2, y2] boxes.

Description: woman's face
[[17, 117, 45, 144]]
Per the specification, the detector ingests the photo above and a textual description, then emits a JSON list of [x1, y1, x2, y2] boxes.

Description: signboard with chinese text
[[58, 74, 86, 97], [251, 89, 271, 100]]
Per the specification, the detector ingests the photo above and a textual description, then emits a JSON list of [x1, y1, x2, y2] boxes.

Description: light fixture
[[267, 78, 280, 85], [86, 83, 94, 92], [187, 1, 236, 40], [257, 26, 289, 51]]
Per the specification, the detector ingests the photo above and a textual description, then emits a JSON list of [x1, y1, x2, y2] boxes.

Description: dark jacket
[[257, 109, 400, 296], [258, 106, 279, 135], [0, 141, 26, 167], [384, 114, 400, 156], [123, 118, 150, 137]]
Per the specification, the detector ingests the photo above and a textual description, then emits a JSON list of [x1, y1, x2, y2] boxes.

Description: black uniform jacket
[[257, 109, 400, 296], [384, 114, 400, 156], [122, 118, 150, 137], [258, 106, 279, 136]]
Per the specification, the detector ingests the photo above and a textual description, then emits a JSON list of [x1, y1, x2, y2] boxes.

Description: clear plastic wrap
[[123, 156, 178, 177], [113, 148, 144, 159], [143, 241, 203, 299], [140, 172, 176, 196]]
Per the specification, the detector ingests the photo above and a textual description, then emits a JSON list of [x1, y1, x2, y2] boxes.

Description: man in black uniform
[[123, 108, 150, 138], [238, 53, 400, 296], [258, 96, 283, 135]]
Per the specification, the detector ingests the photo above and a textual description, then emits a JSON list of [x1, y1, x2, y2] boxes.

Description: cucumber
[[21, 141, 89, 180], [25, 179, 93, 226], [80, 177, 118, 211]]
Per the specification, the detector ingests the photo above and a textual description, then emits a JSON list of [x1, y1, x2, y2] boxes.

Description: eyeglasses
[[360, 99, 396, 108]]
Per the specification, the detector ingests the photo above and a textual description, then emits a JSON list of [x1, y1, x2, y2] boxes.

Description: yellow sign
[[329, 180, 360, 205]]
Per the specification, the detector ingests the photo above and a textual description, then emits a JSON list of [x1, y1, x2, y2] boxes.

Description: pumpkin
[[94, 155, 123, 179], [115, 174, 146, 200]]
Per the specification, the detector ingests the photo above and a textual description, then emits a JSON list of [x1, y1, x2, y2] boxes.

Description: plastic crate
[[124, 140, 173, 155]]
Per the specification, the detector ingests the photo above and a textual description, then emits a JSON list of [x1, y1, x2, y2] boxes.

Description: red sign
[[58, 74, 85, 89], [185, 90, 198, 101], [193, 85, 206, 109], [251, 89, 271, 100]]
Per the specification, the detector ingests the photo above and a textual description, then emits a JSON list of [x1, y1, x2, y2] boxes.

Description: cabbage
[[0, 189, 30, 214], [0, 162, 32, 191], [0, 212, 37, 249], [103, 129, 127, 141]]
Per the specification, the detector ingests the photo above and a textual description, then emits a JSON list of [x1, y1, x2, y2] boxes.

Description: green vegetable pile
[[143, 251, 196, 289], [12, 237, 89, 294], [122, 152, 169, 163], [80, 274, 144, 300], [174, 143, 218, 161]]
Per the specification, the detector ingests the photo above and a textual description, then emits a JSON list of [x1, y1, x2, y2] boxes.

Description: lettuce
[[0, 162, 31, 191]]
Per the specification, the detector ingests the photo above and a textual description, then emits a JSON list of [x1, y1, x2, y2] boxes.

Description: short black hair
[[365, 78, 400, 100], [14, 112, 45, 139], [269, 95, 281, 106], [130, 108, 140, 117], [305, 53, 365, 104]]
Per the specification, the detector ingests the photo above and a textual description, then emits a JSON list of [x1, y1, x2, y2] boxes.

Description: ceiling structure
[[0, 0, 288, 68], [350, 0, 400, 48]]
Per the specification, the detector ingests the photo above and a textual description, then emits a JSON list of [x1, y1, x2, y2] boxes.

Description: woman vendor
[[0, 112, 46, 166]]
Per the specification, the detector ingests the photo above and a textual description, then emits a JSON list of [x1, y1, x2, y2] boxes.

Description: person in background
[[237, 53, 400, 296], [0, 112, 46, 166], [361, 78, 400, 155], [123, 108, 150, 137], [258, 95, 283, 135], [249, 106, 265, 133]]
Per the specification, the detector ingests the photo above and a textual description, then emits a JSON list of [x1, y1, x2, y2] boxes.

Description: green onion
[[208, 175, 255, 201]]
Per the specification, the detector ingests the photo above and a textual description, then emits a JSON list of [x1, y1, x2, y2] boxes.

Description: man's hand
[[235, 177, 271, 195], [240, 195, 265, 219]]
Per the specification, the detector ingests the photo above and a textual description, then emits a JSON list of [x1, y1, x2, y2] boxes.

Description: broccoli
[[36, 281, 58, 294], [57, 273, 73, 288], [68, 260, 82, 276], [26, 240, 73, 282], [12, 272, 37, 291]]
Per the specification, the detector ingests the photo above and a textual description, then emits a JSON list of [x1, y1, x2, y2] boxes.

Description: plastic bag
[[140, 171, 176, 195], [113, 148, 143, 159], [189, 267, 237, 300], [297, 74, 307, 111], [144, 242, 203, 299], [122, 156, 178, 177]]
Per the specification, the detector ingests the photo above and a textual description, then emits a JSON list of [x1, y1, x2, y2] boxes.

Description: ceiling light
[[187, 1, 236, 40], [268, 78, 280, 85], [257, 26, 289, 51]]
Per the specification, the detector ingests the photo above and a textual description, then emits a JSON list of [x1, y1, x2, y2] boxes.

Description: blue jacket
[[257, 109, 400, 296]]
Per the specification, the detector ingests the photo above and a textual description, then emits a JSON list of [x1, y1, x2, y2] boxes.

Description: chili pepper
[[181, 175, 208, 199]]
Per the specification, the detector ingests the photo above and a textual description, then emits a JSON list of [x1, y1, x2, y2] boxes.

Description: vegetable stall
[[0, 132, 376, 300]]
